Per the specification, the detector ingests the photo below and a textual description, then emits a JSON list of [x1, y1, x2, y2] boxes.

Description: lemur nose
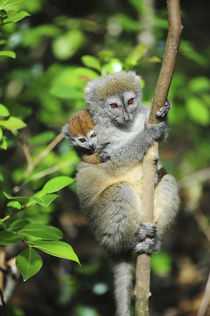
[[124, 115, 129, 122]]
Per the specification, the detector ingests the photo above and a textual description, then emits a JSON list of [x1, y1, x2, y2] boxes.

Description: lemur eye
[[110, 103, 118, 108], [79, 138, 86, 143], [90, 132, 96, 138], [128, 98, 134, 105]]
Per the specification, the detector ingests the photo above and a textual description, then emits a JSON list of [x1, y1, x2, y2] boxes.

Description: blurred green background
[[0, 0, 209, 315]]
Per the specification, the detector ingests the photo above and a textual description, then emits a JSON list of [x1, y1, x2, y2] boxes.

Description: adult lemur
[[64, 71, 179, 316]]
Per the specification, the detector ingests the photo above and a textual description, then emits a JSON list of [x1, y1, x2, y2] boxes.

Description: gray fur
[[137, 223, 157, 241], [76, 71, 179, 315], [113, 260, 133, 316]]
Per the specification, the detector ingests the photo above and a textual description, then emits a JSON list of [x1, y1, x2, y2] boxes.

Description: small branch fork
[[23, 133, 65, 179], [135, 0, 183, 315], [13, 133, 65, 193]]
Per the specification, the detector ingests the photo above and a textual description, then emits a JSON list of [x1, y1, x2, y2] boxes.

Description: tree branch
[[23, 133, 65, 179], [197, 269, 210, 316], [135, 1, 183, 315]]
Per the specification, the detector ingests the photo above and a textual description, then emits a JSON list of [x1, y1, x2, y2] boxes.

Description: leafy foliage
[[0, 0, 209, 314], [16, 247, 43, 281]]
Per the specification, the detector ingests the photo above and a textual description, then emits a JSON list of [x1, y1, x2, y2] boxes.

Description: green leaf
[[0, 128, 2, 141], [0, 172, 3, 182], [144, 56, 161, 63], [3, 10, 30, 23], [115, 13, 139, 32], [128, 0, 144, 13], [0, 116, 26, 130], [52, 29, 85, 60], [28, 131, 55, 145], [0, 136, 7, 150], [0, 230, 22, 245], [0, 0, 22, 11], [7, 201, 22, 209], [0, 104, 10, 117], [151, 252, 172, 276], [19, 224, 63, 241], [50, 66, 98, 90], [49, 85, 84, 100], [154, 17, 168, 29], [125, 44, 147, 66], [188, 77, 210, 93], [3, 191, 29, 203], [75, 305, 99, 316], [41, 176, 74, 194], [186, 97, 210, 126], [102, 58, 122, 74], [16, 247, 43, 281], [98, 50, 114, 62], [8, 219, 32, 232], [180, 41, 207, 67], [0, 51, 16, 59], [0, 219, 3, 228], [22, 24, 61, 47], [0, 40, 7, 45], [31, 240, 79, 263], [81, 55, 101, 72], [28, 194, 58, 207]]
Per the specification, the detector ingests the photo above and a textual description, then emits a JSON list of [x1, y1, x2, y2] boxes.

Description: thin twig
[[14, 153, 74, 194], [30, 161, 75, 181], [23, 133, 65, 179], [23, 142, 32, 167], [197, 270, 210, 316]]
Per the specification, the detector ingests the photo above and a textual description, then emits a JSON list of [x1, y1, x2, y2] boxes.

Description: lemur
[[63, 71, 179, 316]]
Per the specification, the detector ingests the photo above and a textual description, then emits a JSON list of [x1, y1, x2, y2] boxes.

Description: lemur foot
[[156, 100, 172, 118], [135, 238, 161, 254], [135, 223, 161, 254]]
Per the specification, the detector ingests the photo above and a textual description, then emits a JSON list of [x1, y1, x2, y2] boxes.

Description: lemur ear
[[61, 125, 73, 144], [128, 71, 141, 85], [61, 124, 69, 136], [84, 85, 91, 94], [84, 80, 98, 104]]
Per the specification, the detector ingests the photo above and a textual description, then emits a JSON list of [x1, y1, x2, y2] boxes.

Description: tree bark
[[135, 1, 183, 315]]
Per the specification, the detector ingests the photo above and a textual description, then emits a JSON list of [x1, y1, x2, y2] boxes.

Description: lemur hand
[[156, 100, 172, 118], [144, 121, 167, 140]]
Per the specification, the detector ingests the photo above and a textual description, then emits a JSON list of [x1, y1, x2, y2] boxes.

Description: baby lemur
[[63, 71, 179, 316], [62, 110, 100, 164]]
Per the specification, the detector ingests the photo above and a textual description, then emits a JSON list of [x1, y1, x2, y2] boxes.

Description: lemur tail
[[113, 259, 133, 316]]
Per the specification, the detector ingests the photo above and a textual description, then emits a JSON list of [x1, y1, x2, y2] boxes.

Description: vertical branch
[[0, 247, 6, 306], [135, 1, 183, 315]]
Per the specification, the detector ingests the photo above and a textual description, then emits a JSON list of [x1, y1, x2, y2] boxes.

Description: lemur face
[[106, 91, 138, 126], [71, 129, 97, 152]]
